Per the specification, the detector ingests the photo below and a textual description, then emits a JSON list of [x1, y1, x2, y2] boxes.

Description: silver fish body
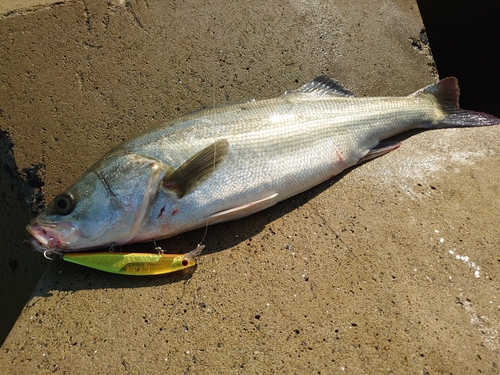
[[26, 76, 500, 253]]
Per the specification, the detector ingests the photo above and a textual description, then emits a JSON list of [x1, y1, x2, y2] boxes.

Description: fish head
[[26, 153, 166, 253]]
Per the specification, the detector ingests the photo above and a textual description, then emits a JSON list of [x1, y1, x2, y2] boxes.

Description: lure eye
[[54, 192, 75, 215]]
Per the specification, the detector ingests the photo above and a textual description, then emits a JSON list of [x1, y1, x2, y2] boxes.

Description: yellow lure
[[62, 245, 204, 276]]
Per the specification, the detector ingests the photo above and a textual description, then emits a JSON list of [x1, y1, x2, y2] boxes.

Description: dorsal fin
[[285, 75, 355, 97]]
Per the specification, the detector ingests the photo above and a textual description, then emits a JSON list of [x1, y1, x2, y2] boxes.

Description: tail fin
[[414, 77, 500, 128]]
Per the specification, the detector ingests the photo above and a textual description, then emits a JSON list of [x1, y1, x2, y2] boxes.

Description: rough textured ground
[[1, 1, 499, 374]]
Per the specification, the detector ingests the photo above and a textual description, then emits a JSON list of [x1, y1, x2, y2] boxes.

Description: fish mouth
[[26, 222, 79, 253]]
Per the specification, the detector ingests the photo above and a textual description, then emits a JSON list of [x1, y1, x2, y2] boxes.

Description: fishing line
[[196, 51, 219, 250], [135, 12, 222, 368], [130, 274, 192, 370]]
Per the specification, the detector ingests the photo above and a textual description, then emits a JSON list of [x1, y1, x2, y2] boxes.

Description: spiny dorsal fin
[[285, 75, 355, 97], [162, 139, 230, 198]]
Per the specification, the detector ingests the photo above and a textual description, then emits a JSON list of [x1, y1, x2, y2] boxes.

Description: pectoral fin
[[162, 139, 230, 198], [207, 193, 278, 224]]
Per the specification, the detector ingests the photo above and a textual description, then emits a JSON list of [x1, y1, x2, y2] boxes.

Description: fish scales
[[129, 95, 436, 232], [26, 76, 500, 253]]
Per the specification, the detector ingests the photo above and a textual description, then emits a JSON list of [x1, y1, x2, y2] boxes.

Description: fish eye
[[54, 192, 75, 215]]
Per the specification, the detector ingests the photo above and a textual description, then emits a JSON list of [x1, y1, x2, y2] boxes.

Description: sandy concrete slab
[[0, 0, 436, 347], [1, 0, 499, 373]]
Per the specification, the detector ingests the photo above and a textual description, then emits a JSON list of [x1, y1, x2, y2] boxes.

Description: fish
[[26, 75, 500, 254]]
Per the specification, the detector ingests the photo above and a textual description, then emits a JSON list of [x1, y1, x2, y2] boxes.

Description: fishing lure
[[61, 244, 204, 276]]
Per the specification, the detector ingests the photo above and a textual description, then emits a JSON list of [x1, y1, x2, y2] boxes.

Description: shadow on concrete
[[0, 130, 48, 345], [417, 1, 500, 117]]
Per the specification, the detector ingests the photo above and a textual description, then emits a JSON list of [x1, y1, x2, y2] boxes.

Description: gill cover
[[94, 152, 168, 245]]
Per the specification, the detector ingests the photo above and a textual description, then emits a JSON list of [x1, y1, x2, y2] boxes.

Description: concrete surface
[[1, 0, 499, 373]]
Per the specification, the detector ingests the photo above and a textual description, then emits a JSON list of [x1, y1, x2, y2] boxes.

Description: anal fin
[[357, 142, 401, 164], [208, 193, 278, 224]]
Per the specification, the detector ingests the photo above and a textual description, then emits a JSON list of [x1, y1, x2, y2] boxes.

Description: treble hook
[[43, 250, 55, 260]]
